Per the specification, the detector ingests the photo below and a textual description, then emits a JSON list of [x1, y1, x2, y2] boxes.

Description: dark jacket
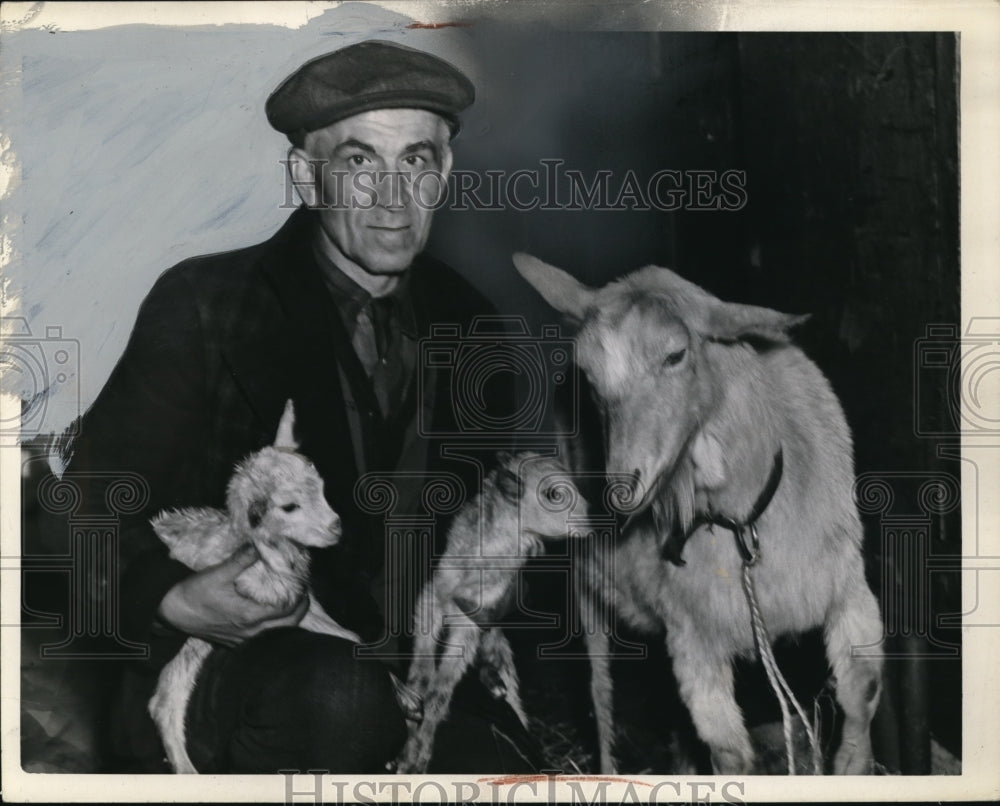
[[70, 207, 508, 765]]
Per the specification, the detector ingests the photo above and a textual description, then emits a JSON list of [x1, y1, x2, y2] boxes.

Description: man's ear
[[288, 146, 321, 207]]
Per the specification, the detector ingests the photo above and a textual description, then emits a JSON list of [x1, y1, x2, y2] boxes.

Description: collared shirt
[[311, 240, 418, 426]]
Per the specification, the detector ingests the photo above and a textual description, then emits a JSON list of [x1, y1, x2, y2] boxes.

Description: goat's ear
[[247, 497, 267, 529], [512, 253, 594, 324], [706, 300, 810, 344], [274, 399, 299, 450]]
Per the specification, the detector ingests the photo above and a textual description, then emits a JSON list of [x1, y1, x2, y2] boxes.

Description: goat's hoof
[[710, 746, 754, 775], [833, 741, 872, 775]]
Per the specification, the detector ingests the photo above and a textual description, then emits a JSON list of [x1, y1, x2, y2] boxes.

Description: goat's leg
[[397, 612, 480, 773], [148, 637, 212, 774], [579, 584, 617, 774], [669, 632, 753, 774], [478, 627, 527, 727], [824, 580, 884, 774]]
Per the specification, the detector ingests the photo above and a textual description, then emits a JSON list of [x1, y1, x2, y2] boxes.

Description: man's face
[[294, 108, 452, 276]]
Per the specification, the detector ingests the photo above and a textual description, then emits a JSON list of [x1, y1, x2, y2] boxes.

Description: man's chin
[[358, 248, 421, 275], [361, 260, 413, 275]]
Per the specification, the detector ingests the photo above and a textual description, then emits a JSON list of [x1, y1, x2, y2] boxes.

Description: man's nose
[[375, 170, 412, 210]]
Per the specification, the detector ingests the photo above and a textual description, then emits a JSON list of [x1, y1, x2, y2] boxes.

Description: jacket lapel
[[221, 209, 360, 512]]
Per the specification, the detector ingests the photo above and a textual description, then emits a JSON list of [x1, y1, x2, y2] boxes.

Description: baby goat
[[148, 400, 358, 773], [396, 452, 585, 774]]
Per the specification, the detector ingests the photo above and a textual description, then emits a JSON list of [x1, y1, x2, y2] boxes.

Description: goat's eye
[[281, 502, 300, 513], [663, 348, 687, 367]]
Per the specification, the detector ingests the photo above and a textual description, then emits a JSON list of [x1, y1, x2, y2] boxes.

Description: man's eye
[[403, 154, 427, 168], [281, 502, 300, 513], [348, 154, 369, 166]]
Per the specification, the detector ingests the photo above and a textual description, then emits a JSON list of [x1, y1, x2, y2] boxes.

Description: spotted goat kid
[[396, 452, 586, 774]]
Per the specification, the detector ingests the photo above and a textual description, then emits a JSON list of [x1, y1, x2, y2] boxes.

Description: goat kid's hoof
[[479, 666, 507, 701]]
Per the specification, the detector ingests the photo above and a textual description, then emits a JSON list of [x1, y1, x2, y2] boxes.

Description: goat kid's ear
[[247, 497, 267, 529], [512, 253, 594, 324], [274, 399, 300, 450], [497, 465, 524, 502], [707, 300, 810, 344]]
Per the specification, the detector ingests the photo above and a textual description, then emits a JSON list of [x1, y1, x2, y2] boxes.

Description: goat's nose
[[620, 468, 642, 506]]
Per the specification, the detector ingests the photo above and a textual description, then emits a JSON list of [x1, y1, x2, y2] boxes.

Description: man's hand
[[157, 545, 308, 647]]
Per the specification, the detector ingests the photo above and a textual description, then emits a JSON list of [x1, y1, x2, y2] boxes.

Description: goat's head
[[495, 451, 587, 545], [513, 253, 806, 523], [228, 400, 341, 550]]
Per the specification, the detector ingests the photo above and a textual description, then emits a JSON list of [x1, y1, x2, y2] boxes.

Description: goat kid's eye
[[662, 348, 687, 368], [280, 502, 300, 513]]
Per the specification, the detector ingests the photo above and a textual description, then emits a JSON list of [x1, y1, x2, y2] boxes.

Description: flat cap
[[266, 40, 475, 141]]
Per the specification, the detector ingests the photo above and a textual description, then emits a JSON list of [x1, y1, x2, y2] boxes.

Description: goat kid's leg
[[405, 591, 443, 703], [299, 594, 361, 643], [396, 613, 480, 773], [148, 638, 213, 773], [825, 582, 884, 775], [669, 633, 753, 774], [478, 628, 527, 727], [233, 560, 296, 609]]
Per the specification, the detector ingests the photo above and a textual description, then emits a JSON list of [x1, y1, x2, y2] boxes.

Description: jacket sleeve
[[71, 266, 211, 664]]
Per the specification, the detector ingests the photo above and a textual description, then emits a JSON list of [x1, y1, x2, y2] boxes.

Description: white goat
[[395, 452, 585, 774], [148, 400, 359, 773], [514, 254, 884, 775]]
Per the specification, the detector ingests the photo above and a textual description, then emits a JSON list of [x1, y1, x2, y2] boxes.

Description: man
[[73, 40, 540, 774]]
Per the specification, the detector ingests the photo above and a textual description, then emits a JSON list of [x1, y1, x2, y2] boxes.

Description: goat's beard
[[650, 456, 698, 566]]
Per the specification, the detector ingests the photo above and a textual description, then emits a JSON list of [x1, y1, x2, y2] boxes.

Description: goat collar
[[662, 447, 784, 567]]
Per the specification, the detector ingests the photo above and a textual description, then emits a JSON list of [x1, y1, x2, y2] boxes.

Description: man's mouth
[[368, 225, 410, 232]]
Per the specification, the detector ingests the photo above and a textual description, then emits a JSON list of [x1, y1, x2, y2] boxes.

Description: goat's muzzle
[[610, 468, 655, 534]]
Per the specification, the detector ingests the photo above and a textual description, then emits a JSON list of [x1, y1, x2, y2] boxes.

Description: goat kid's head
[[512, 253, 806, 519], [228, 400, 341, 550], [496, 451, 587, 543]]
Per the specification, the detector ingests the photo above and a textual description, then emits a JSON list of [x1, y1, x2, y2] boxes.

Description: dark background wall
[[427, 29, 961, 770]]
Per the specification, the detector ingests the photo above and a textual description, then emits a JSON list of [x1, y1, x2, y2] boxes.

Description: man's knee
[[197, 628, 407, 773]]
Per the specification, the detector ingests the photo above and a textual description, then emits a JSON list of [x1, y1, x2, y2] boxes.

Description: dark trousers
[[183, 628, 544, 774]]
